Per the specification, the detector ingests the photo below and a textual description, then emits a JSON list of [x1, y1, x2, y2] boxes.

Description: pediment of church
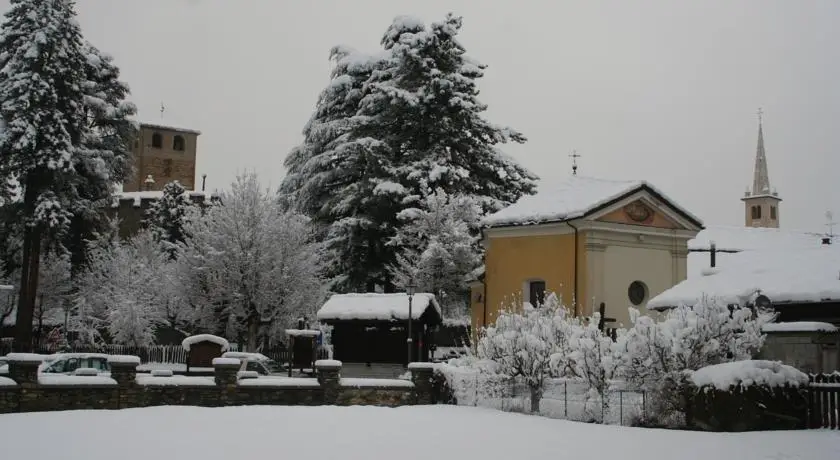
[[592, 196, 693, 231]]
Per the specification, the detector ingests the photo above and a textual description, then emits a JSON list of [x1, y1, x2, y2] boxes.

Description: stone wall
[[0, 356, 439, 413]]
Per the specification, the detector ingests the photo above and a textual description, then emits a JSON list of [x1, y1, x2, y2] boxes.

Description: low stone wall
[[0, 356, 438, 413]]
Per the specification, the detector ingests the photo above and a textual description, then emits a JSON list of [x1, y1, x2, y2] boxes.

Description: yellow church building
[[471, 176, 704, 331]]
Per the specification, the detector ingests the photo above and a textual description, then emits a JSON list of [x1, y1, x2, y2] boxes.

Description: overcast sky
[[4, 0, 838, 232]]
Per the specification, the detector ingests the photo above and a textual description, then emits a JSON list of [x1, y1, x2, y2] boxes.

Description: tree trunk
[[529, 385, 543, 414], [246, 317, 258, 352], [13, 226, 34, 352]]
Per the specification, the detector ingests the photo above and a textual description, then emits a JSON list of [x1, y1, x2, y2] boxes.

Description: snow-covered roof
[[481, 176, 702, 228], [112, 190, 218, 208], [134, 118, 201, 135], [689, 225, 824, 252], [316, 293, 442, 322], [648, 245, 840, 310], [690, 360, 809, 391], [762, 322, 838, 333], [181, 334, 230, 352]]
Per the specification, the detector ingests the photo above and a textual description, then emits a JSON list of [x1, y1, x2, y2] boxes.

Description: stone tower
[[741, 110, 781, 228], [122, 121, 201, 192]]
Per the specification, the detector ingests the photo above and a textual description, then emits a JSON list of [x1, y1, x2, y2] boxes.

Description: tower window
[[151, 132, 163, 149], [751, 206, 762, 220], [770, 206, 776, 220], [173, 135, 185, 151]]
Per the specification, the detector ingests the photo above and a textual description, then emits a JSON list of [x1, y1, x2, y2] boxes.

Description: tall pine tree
[[0, 0, 133, 349], [65, 41, 137, 273], [284, 14, 536, 295]]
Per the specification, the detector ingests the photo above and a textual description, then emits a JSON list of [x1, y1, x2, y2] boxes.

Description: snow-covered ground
[[0, 406, 836, 460]]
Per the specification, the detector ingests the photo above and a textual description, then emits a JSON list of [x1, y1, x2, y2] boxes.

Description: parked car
[[0, 353, 53, 375], [221, 352, 282, 375], [39, 353, 110, 374]]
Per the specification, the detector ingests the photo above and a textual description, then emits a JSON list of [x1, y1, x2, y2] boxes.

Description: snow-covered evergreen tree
[[285, 14, 536, 293], [371, 14, 537, 213], [0, 0, 134, 349], [144, 180, 192, 256], [64, 40, 137, 273], [73, 231, 171, 346], [179, 173, 326, 350], [390, 189, 481, 319]]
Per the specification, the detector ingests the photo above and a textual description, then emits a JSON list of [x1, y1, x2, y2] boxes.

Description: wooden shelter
[[316, 293, 443, 365]]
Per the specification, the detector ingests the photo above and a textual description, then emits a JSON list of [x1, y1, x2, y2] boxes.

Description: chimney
[[710, 241, 717, 268]]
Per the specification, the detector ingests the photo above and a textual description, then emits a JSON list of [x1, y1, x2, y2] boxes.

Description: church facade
[[471, 176, 703, 331]]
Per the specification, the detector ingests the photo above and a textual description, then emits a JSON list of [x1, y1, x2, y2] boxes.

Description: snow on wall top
[[481, 176, 701, 228], [316, 293, 441, 322], [689, 225, 823, 252], [690, 360, 809, 391], [111, 190, 218, 208], [181, 334, 230, 352], [762, 322, 838, 333], [648, 245, 840, 310], [134, 117, 201, 135]]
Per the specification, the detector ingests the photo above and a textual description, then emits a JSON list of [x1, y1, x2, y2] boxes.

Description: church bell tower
[[741, 109, 781, 228]]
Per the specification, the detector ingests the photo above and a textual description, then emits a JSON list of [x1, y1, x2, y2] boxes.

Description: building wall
[[123, 125, 199, 192], [479, 225, 584, 330], [758, 332, 840, 373]]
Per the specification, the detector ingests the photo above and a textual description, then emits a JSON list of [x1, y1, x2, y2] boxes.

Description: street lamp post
[[406, 281, 416, 366]]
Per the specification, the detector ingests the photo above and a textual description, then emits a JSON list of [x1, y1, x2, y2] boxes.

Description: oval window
[[628, 281, 648, 306]]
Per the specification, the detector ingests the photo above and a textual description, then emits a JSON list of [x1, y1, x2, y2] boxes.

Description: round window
[[628, 281, 648, 306]]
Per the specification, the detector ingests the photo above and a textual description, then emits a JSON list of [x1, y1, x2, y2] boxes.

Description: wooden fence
[[809, 373, 840, 429]]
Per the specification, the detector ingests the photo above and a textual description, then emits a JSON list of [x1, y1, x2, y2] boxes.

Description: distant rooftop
[[689, 225, 824, 252], [133, 117, 201, 135]]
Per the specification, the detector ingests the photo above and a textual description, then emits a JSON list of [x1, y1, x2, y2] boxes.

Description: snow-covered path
[[1, 405, 838, 460]]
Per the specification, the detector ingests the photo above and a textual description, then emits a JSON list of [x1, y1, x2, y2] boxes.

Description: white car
[[39, 353, 111, 374], [221, 352, 282, 375]]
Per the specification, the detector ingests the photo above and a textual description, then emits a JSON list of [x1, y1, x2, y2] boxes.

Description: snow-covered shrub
[[561, 313, 625, 422], [687, 360, 809, 431], [476, 293, 571, 413], [619, 297, 775, 427]]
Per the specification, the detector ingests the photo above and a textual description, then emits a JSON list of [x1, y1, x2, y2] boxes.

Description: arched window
[[173, 135, 185, 151], [151, 132, 163, 149]]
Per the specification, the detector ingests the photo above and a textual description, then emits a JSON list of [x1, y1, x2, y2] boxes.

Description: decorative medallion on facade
[[624, 201, 652, 223]]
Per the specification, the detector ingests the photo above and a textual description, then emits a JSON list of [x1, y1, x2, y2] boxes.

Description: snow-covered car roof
[[221, 351, 272, 362]]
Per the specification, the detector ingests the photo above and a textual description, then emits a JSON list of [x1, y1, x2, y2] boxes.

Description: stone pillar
[[214, 357, 241, 407], [108, 355, 140, 409], [408, 362, 436, 405], [315, 359, 341, 405], [6, 353, 41, 387], [213, 358, 241, 387]]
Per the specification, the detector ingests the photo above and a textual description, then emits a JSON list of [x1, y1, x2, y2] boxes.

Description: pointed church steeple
[[751, 109, 771, 195], [741, 108, 781, 228]]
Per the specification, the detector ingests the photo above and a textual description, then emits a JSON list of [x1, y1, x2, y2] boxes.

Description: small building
[[647, 245, 840, 326], [476, 175, 703, 331], [316, 293, 443, 364]]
